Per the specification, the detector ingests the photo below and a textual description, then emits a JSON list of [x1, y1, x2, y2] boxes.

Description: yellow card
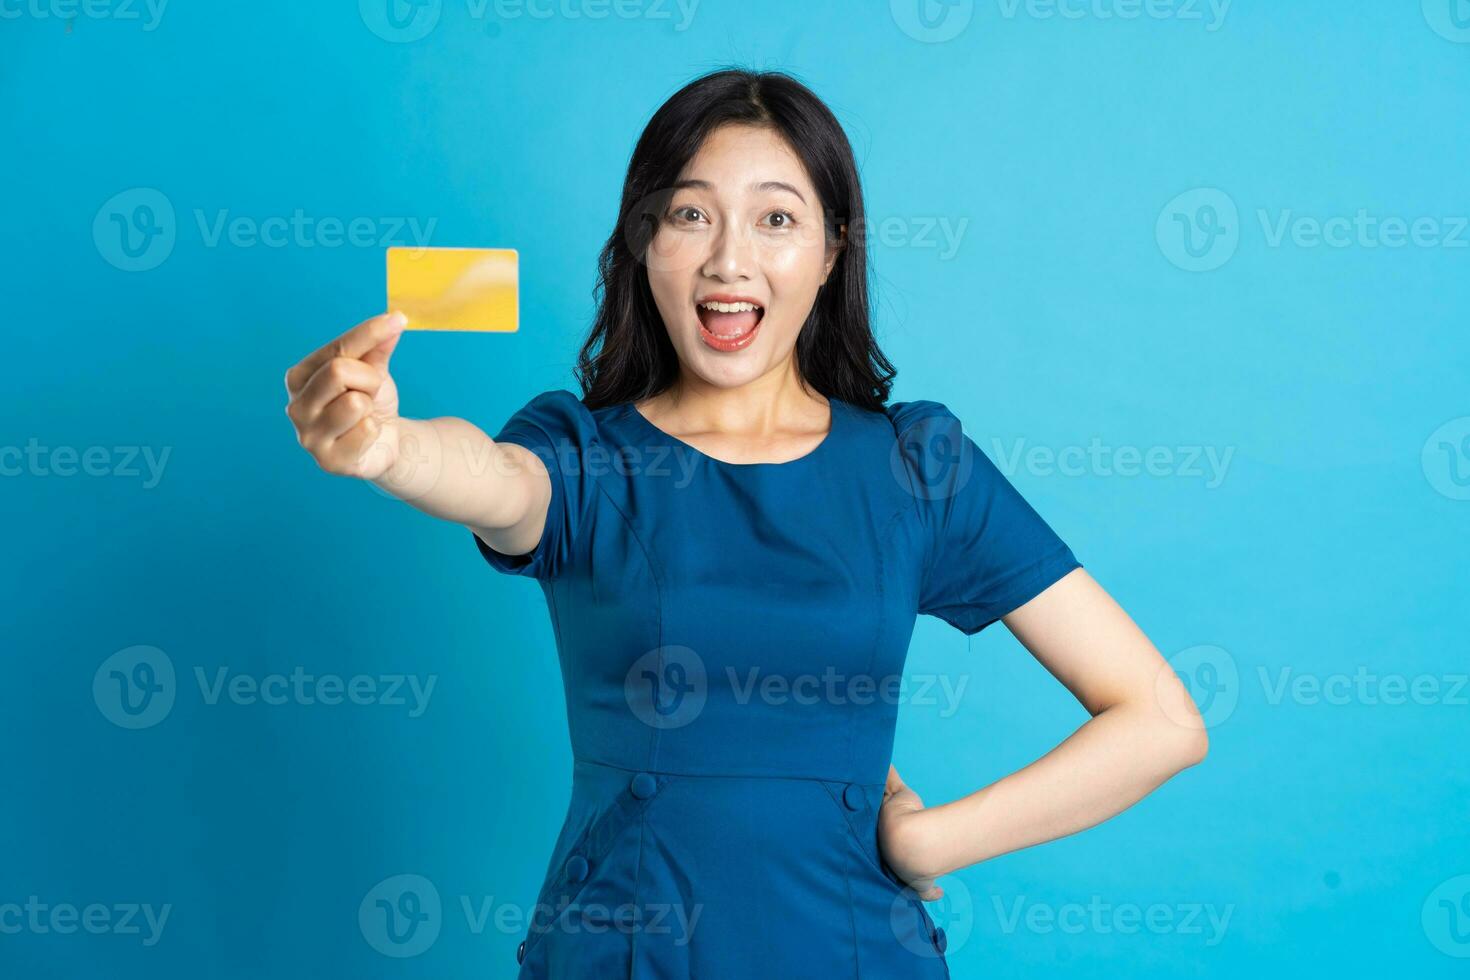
[[386, 246, 518, 332]]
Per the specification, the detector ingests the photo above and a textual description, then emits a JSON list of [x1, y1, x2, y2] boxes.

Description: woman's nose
[[702, 217, 754, 281]]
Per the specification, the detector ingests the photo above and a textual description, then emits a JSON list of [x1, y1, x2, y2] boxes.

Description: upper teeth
[[699, 301, 761, 313]]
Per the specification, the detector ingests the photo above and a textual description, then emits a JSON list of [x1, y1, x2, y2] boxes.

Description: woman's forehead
[[678, 126, 814, 196]]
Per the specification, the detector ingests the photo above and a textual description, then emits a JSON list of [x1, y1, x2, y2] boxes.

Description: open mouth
[[695, 299, 764, 352]]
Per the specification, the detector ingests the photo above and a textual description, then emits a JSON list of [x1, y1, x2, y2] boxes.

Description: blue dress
[[473, 389, 1082, 978]]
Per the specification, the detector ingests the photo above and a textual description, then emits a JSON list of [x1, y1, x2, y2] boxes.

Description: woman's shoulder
[[496, 388, 607, 447], [879, 397, 960, 436], [855, 397, 987, 503], [837, 396, 971, 459], [510, 387, 587, 413]]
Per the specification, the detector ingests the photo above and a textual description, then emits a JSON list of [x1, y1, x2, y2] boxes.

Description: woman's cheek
[[762, 249, 823, 323], [646, 229, 706, 275]]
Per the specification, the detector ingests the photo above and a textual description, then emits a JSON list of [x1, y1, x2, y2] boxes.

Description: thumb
[[362, 312, 406, 373], [885, 765, 905, 799]]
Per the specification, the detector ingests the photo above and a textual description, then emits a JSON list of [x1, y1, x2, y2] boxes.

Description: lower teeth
[[701, 315, 760, 339]]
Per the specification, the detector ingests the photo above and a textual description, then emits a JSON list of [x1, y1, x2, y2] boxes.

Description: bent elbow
[[1152, 671, 1210, 768], [1176, 726, 1209, 768], [1143, 708, 1209, 772]]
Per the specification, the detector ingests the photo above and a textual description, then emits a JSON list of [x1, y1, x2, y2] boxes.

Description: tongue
[[698, 307, 761, 337]]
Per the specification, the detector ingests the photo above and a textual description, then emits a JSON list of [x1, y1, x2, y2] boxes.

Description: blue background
[[4, 0, 1468, 976]]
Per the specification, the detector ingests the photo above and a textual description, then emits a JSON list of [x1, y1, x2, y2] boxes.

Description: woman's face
[[644, 123, 841, 389]]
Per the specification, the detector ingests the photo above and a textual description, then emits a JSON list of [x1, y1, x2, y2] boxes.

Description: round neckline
[[624, 395, 844, 469]]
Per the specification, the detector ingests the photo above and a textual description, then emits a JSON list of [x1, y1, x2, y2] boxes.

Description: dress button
[[516, 939, 526, 963], [630, 772, 657, 800], [934, 926, 948, 954], [842, 783, 862, 811], [565, 854, 589, 883]]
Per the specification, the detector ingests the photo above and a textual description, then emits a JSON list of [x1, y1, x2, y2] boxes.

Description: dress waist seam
[[572, 756, 886, 786]]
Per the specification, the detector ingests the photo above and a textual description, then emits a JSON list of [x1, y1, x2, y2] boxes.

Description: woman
[[284, 68, 1208, 978]]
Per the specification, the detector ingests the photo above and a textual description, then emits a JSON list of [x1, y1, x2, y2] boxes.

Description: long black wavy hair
[[573, 68, 896, 413]]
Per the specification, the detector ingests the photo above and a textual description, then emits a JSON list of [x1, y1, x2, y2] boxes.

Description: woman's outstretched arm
[[283, 311, 552, 558]]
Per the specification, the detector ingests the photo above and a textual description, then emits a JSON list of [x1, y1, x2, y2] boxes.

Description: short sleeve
[[889, 400, 1082, 635], [471, 388, 598, 580]]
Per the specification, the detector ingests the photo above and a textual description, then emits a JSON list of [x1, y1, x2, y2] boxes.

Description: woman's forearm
[[367, 416, 540, 532], [923, 702, 1207, 876]]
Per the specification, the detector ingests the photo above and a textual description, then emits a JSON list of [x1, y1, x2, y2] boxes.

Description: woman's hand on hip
[[877, 765, 947, 901]]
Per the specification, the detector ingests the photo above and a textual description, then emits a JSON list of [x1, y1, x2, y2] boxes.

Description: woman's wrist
[[922, 793, 999, 878]]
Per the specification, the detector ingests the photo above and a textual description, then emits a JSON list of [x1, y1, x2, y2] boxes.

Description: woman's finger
[[316, 389, 376, 442], [903, 874, 942, 902], [284, 311, 404, 396], [291, 355, 384, 424], [885, 765, 905, 799], [324, 414, 382, 473]]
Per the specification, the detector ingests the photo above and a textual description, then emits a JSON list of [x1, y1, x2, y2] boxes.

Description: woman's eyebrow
[[672, 178, 807, 204]]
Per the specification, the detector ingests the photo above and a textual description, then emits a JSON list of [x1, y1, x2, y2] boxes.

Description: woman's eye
[[764, 210, 795, 229], [670, 206, 705, 224]]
